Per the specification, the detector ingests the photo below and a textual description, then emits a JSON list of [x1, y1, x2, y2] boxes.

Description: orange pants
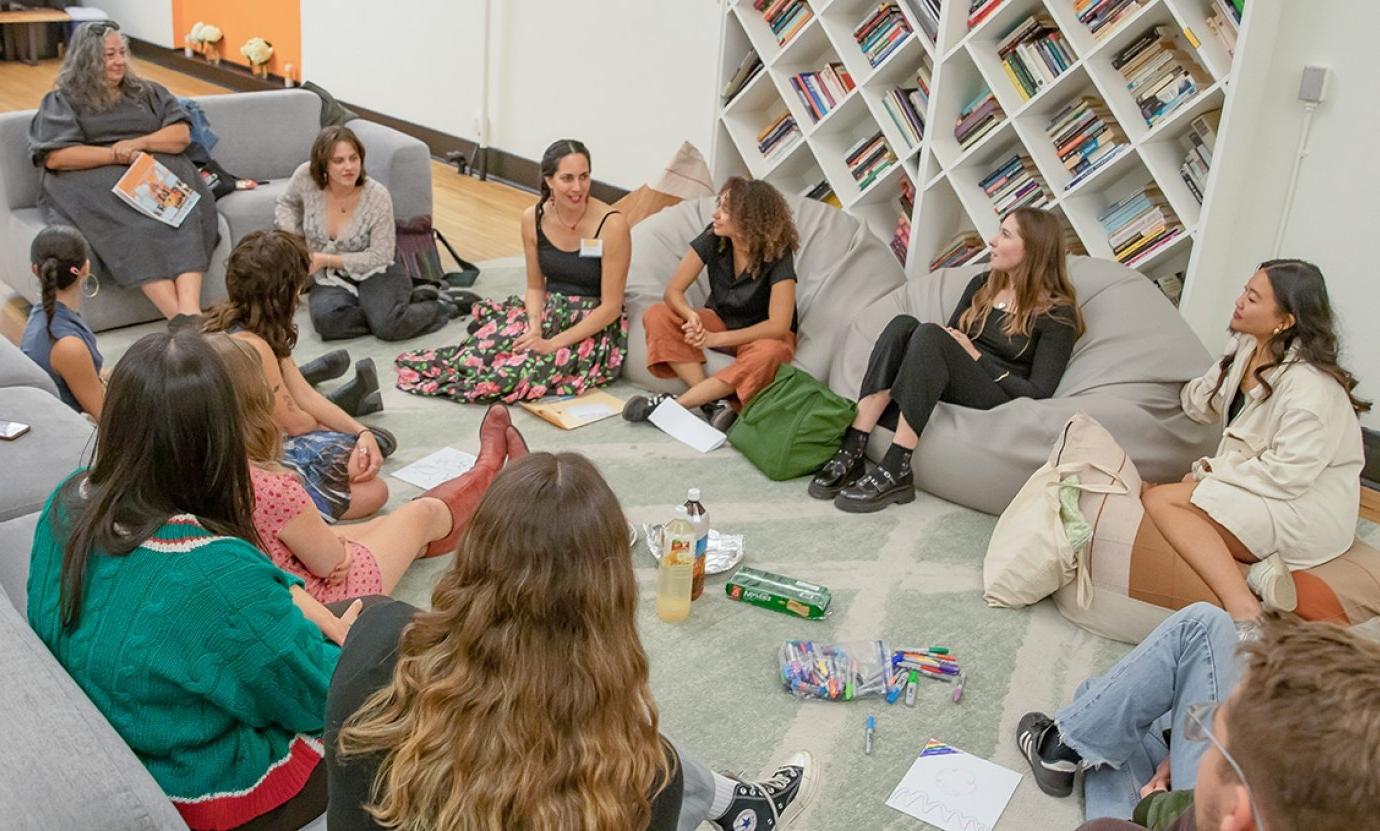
[[644, 303, 795, 406]]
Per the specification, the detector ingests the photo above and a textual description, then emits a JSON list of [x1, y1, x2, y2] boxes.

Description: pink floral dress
[[250, 466, 383, 603]]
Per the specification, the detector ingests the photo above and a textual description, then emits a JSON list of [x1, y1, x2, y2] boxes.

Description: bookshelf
[[711, 0, 1279, 319]]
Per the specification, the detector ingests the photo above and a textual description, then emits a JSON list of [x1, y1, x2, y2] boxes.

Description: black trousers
[[308, 263, 447, 342], [859, 316, 1011, 436]]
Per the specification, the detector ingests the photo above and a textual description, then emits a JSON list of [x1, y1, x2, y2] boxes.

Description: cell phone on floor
[[0, 420, 31, 440]]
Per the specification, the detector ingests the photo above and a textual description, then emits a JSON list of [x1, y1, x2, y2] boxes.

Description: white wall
[[100, 0, 174, 48]]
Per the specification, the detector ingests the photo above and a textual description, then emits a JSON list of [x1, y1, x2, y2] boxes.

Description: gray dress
[[27, 82, 219, 288]]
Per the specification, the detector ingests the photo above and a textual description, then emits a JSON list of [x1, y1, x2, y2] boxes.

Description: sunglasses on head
[[88, 21, 121, 37]]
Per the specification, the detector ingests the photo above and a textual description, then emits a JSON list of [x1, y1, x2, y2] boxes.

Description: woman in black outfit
[[812, 207, 1084, 513]]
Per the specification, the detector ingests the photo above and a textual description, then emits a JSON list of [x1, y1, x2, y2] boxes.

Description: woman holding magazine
[[27, 22, 218, 321]]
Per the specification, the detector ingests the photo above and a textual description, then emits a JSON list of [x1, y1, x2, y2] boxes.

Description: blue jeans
[[1055, 603, 1241, 821]]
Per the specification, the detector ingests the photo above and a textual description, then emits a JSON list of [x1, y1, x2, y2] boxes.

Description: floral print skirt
[[395, 293, 628, 404]]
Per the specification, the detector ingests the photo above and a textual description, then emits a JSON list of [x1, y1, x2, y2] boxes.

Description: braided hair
[[536, 139, 591, 226], [30, 225, 89, 341]]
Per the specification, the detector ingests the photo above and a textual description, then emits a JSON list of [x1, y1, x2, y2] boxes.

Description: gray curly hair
[[56, 23, 144, 113]]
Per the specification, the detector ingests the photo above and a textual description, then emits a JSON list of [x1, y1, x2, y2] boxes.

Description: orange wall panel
[[172, 0, 302, 80]]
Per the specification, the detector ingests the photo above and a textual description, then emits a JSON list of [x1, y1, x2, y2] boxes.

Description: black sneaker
[[706, 401, 738, 432], [623, 392, 671, 423], [713, 751, 818, 831], [1017, 712, 1078, 797]]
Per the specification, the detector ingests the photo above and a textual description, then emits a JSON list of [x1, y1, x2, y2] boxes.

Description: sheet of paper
[[647, 398, 726, 453], [565, 402, 615, 423], [885, 739, 1022, 831], [390, 447, 476, 490]]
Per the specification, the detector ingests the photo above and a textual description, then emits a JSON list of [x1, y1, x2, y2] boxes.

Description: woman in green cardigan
[[27, 329, 352, 830]]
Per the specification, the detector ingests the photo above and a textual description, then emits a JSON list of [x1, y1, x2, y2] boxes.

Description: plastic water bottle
[[656, 506, 695, 622], [685, 488, 709, 601]]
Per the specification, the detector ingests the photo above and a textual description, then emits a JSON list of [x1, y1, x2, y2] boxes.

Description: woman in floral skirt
[[395, 139, 629, 403]]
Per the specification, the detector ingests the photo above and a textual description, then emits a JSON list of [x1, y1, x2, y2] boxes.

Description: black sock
[[1038, 725, 1082, 765], [843, 426, 870, 449], [881, 443, 912, 474]]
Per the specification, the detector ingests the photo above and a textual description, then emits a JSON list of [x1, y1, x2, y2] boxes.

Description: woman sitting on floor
[[21, 225, 105, 419], [810, 207, 1082, 513], [27, 22, 219, 320], [1141, 259, 1366, 632], [27, 329, 353, 830], [622, 177, 799, 432], [395, 139, 630, 403], [210, 334, 527, 603], [204, 230, 391, 521], [327, 451, 818, 831], [275, 125, 451, 342]]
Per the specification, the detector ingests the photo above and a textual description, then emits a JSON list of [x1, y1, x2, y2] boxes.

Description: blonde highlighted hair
[[205, 333, 282, 465], [337, 452, 675, 830], [956, 207, 1084, 340]]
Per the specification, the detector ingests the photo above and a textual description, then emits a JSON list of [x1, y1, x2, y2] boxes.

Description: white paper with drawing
[[886, 739, 1021, 831], [391, 447, 476, 490]]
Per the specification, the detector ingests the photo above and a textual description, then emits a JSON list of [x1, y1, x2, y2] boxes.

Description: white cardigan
[[1181, 333, 1363, 568]]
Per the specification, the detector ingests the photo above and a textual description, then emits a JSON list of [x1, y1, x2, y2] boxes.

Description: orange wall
[[172, 0, 302, 80]]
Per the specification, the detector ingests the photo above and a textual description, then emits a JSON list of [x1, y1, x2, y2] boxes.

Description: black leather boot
[[298, 349, 351, 386], [834, 444, 915, 513], [327, 358, 383, 417], [808, 428, 869, 499]]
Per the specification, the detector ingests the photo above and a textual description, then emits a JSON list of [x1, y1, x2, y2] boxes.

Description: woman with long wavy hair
[[811, 207, 1083, 513], [623, 176, 800, 432], [1142, 259, 1367, 632], [328, 452, 818, 831]]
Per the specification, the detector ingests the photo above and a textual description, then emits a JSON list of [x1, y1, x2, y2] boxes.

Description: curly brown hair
[[203, 230, 311, 358], [715, 177, 799, 278]]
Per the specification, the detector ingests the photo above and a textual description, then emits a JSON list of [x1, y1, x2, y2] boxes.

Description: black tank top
[[536, 210, 617, 298]]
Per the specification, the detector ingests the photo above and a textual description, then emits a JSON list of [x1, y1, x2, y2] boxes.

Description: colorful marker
[[953, 672, 965, 704], [864, 715, 876, 755], [904, 671, 919, 707]]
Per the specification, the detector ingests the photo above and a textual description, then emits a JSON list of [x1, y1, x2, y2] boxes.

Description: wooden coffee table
[[0, 8, 71, 65]]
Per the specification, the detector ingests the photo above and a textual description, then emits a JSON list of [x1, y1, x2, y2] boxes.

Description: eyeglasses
[[1184, 701, 1264, 827]]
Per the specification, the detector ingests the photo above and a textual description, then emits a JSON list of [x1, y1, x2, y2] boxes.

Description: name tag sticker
[[579, 238, 604, 258]]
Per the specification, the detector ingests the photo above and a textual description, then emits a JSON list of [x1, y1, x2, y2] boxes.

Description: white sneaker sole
[[773, 750, 819, 828], [1248, 553, 1298, 612]]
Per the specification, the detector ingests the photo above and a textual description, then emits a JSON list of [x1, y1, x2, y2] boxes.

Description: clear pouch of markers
[[777, 639, 891, 701]]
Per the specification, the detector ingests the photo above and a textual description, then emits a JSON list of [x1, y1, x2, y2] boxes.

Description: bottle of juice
[[685, 488, 709, 601], [656, 506, 695, 622]]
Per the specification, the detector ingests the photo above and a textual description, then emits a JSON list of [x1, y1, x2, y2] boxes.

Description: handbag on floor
[[395, 215, 482, 288], [728, 365, 856, 481]]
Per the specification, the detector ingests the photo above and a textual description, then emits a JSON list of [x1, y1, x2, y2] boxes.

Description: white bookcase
[[710, 0, 1283, 331]]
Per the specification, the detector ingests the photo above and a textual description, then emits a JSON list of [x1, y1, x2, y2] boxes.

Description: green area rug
[[101, 257, 1372, 830]]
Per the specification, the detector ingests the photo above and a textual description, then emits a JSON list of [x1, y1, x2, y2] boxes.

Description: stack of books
[[1096, 185, 1185, 266], [979, 154, 1051, 215], [996, 14, 1076, 102], [722, 49, 764, 105], [968, 0, 1005, 29], [1153, 271, 1184, 305], [955, 91, 1004, 149], [845, 131, 898, 191], [802, 179, 841, 208], [911, 0, 940, 45], [1178, 109, 1220, 204], [789, 63, 856, 123], [880, 72, 927, 149], [757, 111, 801, 159], [1205, 0, 1242, 57], [755, 0, 814, 46], [1046, 97, 1128, 191], [1062, 221, 1088, 255], [890, 176, 916, 264], [854, 4, 912, 69], [930, 230, 988, 270], [1074, 0, 1149, 39], [1113, 25, 1211, 127]]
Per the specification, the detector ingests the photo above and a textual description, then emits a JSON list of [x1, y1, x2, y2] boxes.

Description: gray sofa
[[0, 88, 432, 332]]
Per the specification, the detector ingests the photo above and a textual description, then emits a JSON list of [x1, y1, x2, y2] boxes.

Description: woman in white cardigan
[[1143, 259, 1367, 632]]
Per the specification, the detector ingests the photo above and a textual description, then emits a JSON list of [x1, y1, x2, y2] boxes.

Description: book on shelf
[[955, 90, 1004, 149], [906, 0, 940, 44], [854, 3, 913, 69], [996, 13, 1075, 102], [112, 153, 201, 228], [1153, 270, 1184, 305], [929, 230, 988, 270], [968, 0, 1005, 30], [756, 111, 801, 157], [1096, 184, 1186, 267], [881, 84, 926, 148], [979, 153, 1052, 215], [1045, 96, 1128, 191], [754, 0, 815, 46], [1074, 0, 1149, 40], [1177, 108, 1221, 205], [890, 176, 915, 265], [1112, 25, 1212, 128], [844, 131, 897, 190], [788, 62, 857, 122], [801, 178, 842, 208], [1206, 0, 1240, 56], [722, 49, 764, 104]]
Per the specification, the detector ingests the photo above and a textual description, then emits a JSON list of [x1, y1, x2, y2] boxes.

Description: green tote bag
[[728, 365, 857, 481]]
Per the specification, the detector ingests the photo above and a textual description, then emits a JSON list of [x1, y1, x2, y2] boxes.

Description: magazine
[[112, 153, 200, 228]]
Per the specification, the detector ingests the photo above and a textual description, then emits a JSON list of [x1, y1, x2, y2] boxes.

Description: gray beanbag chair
[[621, 196, 907, 392], [830, 258, 1222, 515]]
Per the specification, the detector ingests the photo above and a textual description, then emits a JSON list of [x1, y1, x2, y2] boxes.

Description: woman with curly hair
[[327, 451, 817, 831], [623, 177, 799, 431], [27, 22, 218, 320], [811, 208, 1082, 513]]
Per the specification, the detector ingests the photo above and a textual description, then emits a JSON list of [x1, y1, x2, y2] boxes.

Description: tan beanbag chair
[[613, 142, 715, 227]]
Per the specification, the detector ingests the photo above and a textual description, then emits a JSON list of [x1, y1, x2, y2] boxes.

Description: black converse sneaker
[[1016, 712, 1080, 797], [713, 751, 818, 831], [622, 392, 672, 423], [705, 401, 738, 432]]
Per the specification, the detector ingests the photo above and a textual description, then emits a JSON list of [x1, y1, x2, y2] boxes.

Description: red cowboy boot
[[421, 404, 510, 557], [505, 424, 529, 462]]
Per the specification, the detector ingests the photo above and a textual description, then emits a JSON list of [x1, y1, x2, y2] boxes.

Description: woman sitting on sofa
[[327, 451, 817, 831], [275, 125, 450, 342], [27, 329, 352, 830], [1142, 260, 1366, 633], [27, 22, 218, 320], [622, 177, 799, 432], [204, 230, 390, 521], [811, 207, 1083, 513], [21, 225, 105, 419], [395, 139, 631, 403]]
